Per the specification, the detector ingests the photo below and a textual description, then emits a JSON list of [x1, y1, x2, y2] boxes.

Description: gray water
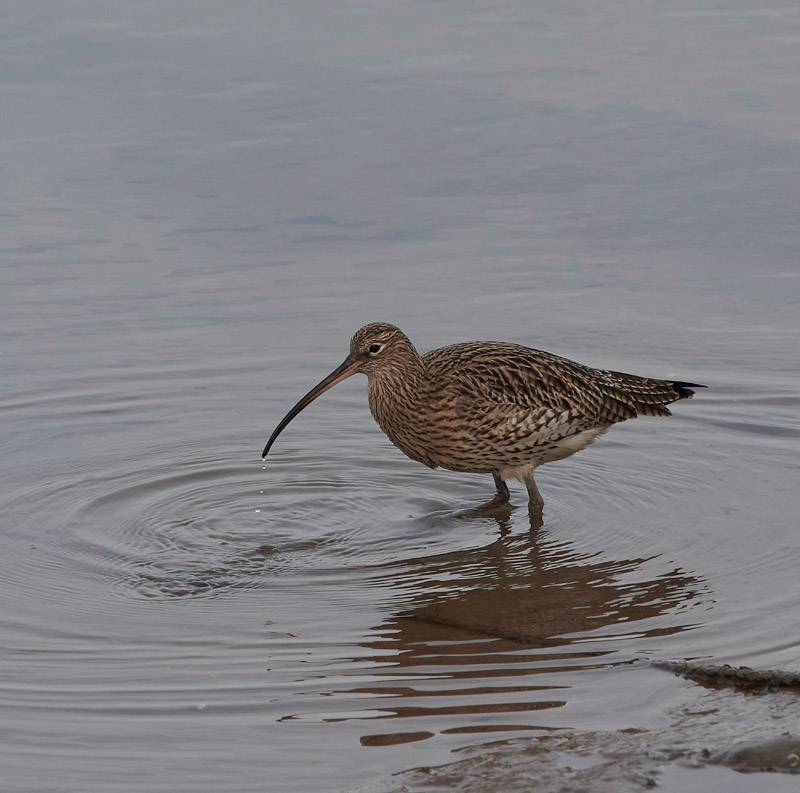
[[2, 2, 799, 791]]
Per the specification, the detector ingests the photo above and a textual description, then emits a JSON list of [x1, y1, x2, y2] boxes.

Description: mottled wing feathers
[[423, 342, 694, 426]]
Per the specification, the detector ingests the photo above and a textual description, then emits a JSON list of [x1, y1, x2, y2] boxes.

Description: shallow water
[[2, 1, 799, 791]]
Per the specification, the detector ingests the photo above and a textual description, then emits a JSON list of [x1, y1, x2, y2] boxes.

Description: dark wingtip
[[671, 381, 707, 399]]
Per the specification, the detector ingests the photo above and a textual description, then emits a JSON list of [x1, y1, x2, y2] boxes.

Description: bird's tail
[[602, 372, 707, 418], [670, 381, 707, 400]]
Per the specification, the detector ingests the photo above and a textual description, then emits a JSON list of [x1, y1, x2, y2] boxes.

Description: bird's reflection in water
[[340, 515, 704, 747]]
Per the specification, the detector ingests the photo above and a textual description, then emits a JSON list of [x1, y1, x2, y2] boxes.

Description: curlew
[[261, 323, 704, 515]]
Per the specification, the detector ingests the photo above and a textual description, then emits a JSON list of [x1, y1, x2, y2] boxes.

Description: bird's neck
[[366, 353, 428, 432]]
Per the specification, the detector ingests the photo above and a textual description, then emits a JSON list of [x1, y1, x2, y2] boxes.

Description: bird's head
[[261, 323, 420, 459], [346, 322, 418, 378]]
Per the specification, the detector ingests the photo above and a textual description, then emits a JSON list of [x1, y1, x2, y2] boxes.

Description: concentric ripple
[[2, 367, 798, 789]]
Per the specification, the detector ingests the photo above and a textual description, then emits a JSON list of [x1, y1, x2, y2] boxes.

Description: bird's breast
[[366, 377, 500, 473], [367, 379, 442, 468]]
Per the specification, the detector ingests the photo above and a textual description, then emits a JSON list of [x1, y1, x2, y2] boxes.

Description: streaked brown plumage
[[262, 322, 704, 513]]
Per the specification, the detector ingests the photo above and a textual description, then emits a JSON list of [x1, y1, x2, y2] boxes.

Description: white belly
[[499, 426, 608, 481]]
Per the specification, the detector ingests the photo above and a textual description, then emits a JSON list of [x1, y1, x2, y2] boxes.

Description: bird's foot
[[452, 489, 513, 519], [528, 504, 544, 530], [452, 501, 515, 520]]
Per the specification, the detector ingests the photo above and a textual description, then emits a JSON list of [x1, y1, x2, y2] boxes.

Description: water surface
[[2, 1, 799, 791]]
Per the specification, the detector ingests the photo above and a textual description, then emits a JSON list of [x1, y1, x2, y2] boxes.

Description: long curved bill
[[262, 356, 361, 459]]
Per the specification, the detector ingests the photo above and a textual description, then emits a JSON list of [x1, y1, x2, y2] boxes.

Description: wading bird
[[262, 323, 704, 516]]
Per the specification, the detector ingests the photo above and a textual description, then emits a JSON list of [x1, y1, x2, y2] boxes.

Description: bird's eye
[[368, 343, 382, 354]]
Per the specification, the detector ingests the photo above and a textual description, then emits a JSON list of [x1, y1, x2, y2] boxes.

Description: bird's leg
[[523, 474, 544, 530], [467, 474, 511, 509], [523, 474, 544, 508], [490, 473, 510, 506], [452, 473, 511, 518]]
